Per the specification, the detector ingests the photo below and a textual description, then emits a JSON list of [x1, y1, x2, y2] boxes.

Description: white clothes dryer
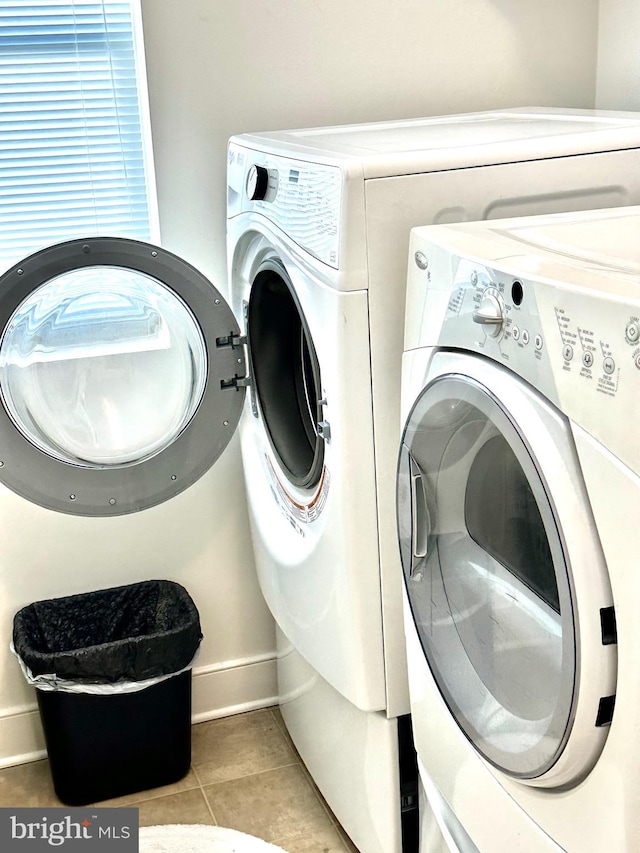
[[398, 206, 640, 852], [227, 109, 640, 853]]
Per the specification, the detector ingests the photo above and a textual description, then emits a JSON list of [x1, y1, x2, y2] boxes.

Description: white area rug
[[139, 824, 289, 853]]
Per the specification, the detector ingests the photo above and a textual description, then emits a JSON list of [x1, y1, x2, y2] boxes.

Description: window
[[0, 0, 158, 271]]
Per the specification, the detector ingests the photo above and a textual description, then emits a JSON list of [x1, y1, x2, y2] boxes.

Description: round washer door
[[397, 351, 616, 787], [0, 237, 246, 516]]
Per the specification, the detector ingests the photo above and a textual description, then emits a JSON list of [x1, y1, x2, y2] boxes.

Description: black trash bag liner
[[13, 580, 202, 683]]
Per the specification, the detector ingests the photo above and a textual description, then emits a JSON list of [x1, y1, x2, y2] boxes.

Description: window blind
[[0, 0, 157, 272]]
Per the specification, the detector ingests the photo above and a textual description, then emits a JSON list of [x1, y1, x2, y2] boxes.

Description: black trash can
[[12, 579, 202, 806]]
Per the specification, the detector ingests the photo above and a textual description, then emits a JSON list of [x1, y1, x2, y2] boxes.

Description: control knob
[[246, 164, 270, 201], [472, 289, 504, 338]]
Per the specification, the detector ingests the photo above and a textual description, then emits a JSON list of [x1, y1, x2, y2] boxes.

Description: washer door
[[0, 237, 246, 516], [397, 352, 616, 786]]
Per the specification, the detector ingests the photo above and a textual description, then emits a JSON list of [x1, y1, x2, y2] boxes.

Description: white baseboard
[[191, 652, 278, 722], [0, 653, 278, 769]]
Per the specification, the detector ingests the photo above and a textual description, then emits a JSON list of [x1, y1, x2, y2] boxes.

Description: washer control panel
[[227, 143, 342, 268]]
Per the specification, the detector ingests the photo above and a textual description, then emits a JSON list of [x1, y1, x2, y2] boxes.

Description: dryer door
[[0, 237, 245, 516], [397, 351, 616, 787]]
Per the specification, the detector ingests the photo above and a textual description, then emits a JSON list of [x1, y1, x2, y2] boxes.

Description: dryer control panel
[[406, 228, 640, 478], [437, 256, 553, 392], [227, 142, 343, 268]]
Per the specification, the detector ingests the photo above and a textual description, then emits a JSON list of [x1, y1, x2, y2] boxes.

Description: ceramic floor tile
[[277, 824, 350, 852], [295, 762, 339, 823], [192, 709, 297, 785], [0, 759, 61, 807], [269, 706, 290, 738], [288, 774, 360, 852], [90, 768, 200, 807], [0, 711, 360, 852], [203, 764, 334, 846], [268, 708, 301, 754], [136, 788, 216, 827], [283, 763, 360, 852]]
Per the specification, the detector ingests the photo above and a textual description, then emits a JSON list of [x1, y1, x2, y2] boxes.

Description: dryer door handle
[[409, 457, 429, 577]]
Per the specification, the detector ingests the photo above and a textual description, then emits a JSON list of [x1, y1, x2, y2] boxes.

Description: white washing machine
[[398, 206, 640, 852], [227, 109, 640, 853]]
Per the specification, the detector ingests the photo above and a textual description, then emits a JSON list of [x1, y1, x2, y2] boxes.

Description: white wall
[[597, 0, 640, 109], [140, 0, 599, 285], [1, 0, 601, 766]]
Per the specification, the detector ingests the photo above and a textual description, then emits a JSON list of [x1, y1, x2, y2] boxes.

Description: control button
[[512, 325, 520, 341], [626, 321, 640, 344], [246, 164, 270, 201], [582, 351, 594, 368], [535, 334, 543, 351], [522, 329, 530, 345], [603, 357, 616, 375], [414, 252, 429, 270], [636, 354, 640, 370], [563, 344, 574, 362]]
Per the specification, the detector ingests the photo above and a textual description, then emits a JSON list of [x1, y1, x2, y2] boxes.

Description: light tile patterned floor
[[0, 708, 359, 852]]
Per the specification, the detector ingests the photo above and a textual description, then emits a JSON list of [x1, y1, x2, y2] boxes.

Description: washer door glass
[[247, 258, 324, 489], [397, 373, 576, 779], [1, 268, 206, 467], [0, 238, 246, 516]]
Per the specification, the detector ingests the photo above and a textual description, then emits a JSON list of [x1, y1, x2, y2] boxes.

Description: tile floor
[[0, 707, 359, 852]]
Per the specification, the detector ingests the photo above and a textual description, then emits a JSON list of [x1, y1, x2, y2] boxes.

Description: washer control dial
[[472, 288, 504, 338], [246, 164, 270, 201]]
